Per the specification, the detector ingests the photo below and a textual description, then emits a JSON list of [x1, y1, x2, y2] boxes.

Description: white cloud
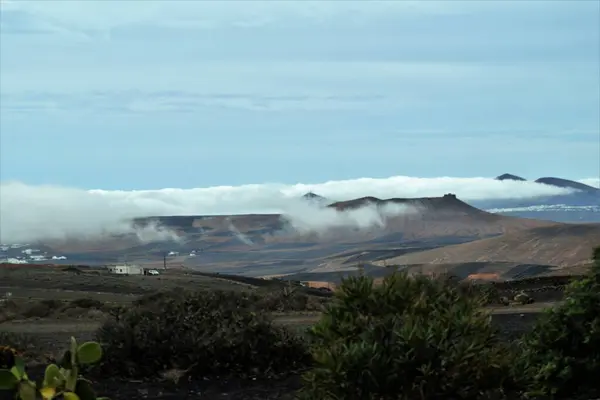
[[1, 1, 477, 32], [0, 176, 577, 243], [578, 178, 600, 188]]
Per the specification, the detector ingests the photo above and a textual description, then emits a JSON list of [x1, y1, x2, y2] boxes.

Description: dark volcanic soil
[[4, 365, 302, 400], [0, 312, 543, 400]]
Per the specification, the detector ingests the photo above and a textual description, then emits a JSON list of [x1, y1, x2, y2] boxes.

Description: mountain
[[302, 192, 326, 200], [38, 194, 556, 276], [302, 192, 328, 206], [495, 173, 526, 181], [374, 223, 600, 269], [328, 193, 484, 214], [495, 173, 598, 193], [535, 177, 599, 194], [474, 174, 600, 223]]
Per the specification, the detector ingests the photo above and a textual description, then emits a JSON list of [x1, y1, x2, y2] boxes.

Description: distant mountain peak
[[535, 177, 599, 193], [302, 192, 325, 199], [496, 173, 526, 181], [302, 192, 329, 206]]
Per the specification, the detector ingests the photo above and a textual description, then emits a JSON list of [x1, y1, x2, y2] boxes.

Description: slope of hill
[[328, 193, 483, 214], [124, 194, 553, 245], [535, 177, 599, 194], [494, 173, 598, 193], [474, 173, 600, 223], [374, 223, 600, 268], [31, 194, 560, 276]]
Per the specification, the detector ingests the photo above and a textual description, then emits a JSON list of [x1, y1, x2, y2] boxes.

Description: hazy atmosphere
[[1, 1, 599, 189], [0, 176, 588, 243], [0, 1, 599, 244], [1, 5, 600, 398]]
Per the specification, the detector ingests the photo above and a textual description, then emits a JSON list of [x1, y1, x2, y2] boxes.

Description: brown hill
[[328, 193, 484, 214], [324, 193, 554, 241], [375, 223, 600, 268], [44, 195, 556, 262]]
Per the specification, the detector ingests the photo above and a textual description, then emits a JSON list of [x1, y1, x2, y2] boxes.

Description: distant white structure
[[168, 251, 179, 256], [21, 248, 39, 255], [30, 255, 46, 262], [52, 255, 67, 260], [107, 264, 144, 275], [3, 258, 28, 264]]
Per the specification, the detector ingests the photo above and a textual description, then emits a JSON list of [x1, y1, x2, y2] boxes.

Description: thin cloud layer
[[0, 176, 577, 244], [578, 178, 600, 188]]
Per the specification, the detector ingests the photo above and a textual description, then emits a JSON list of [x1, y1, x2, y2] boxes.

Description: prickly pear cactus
[[0, 337, 110, 400], [0, 346, 18, 369]]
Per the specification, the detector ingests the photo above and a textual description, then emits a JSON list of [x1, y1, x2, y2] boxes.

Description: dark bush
[[135, 286, 327, 313], [517, 246, 600, 397], [69, 298, 105, 309], [301, 272, 519, 400], [20, 299, 62, 318], [254, 287, 327, 312], [133, 288, 187, 307], [95, 289, 310, 380]]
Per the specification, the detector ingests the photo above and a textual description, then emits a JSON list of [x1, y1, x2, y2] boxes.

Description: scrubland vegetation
[[1, 247, 599, 399]]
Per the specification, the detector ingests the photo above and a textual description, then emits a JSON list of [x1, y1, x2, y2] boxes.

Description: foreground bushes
[[96, 290, 310, 380], [301, 273, 519, 399], [516, 246, 600, 397], [3, 248, 598, 398], [301, 248, 600, 399], [133, 284, 327, 313]]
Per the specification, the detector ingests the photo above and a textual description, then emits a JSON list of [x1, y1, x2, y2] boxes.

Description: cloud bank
[[578, 178, 600, 188], [0, 175, 583, 244]]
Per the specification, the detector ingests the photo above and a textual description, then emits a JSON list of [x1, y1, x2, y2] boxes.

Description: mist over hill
[[465, 174, 600, 222]]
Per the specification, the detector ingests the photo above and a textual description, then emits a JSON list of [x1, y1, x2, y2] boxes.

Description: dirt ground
[[0, 264, 254, 298], [0, 264, 565, 399]]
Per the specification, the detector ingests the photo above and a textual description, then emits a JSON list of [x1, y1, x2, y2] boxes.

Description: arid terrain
[[372, 223, 600, 269], [0, 261, 577, 399], [6, 193, 596, 282], [2, 191, 598, 399]]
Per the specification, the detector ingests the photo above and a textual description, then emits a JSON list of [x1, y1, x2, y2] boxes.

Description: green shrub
[[301, 272, 519, 400], [255, 287, 327, 312], [514, 292, 534, 305], [517, 246, 600, 397], [95, 290, 310, 380]]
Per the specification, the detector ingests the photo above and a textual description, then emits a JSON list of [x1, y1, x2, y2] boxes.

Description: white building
[[3, 258, 28, 264], [107, 264, 144, 275]]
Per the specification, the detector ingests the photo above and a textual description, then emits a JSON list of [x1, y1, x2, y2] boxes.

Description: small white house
[[107, 264, 143, 275]]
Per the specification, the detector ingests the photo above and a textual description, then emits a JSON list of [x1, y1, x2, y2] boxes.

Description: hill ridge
[[374, 223, 600, 268]]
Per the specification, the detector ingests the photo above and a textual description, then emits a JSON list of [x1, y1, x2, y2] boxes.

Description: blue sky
[[1, 0, 599, 190]]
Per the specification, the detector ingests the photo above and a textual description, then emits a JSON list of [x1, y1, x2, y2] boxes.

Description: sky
[[0, 0, 599, 243], [0, 0, 599, 190]]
